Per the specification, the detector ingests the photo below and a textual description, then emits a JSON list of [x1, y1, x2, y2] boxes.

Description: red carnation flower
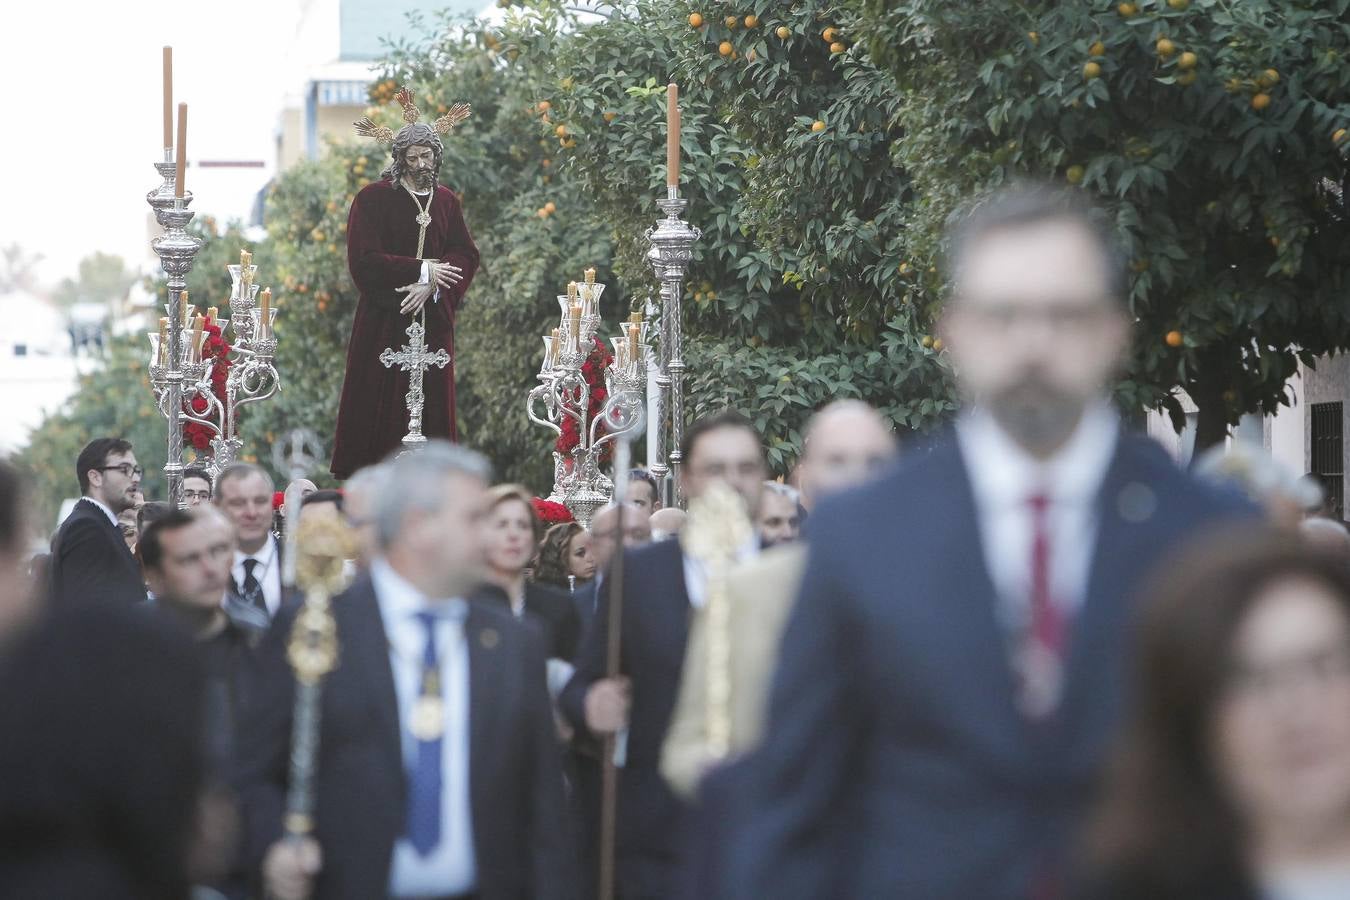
[[272, 491, 285, 511]]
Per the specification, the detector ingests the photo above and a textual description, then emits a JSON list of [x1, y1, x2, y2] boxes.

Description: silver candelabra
[[146, 150, 201, 507], [146, 249, 281, 480], [645, 187, 701, 509], [527, 272, 648, 527]]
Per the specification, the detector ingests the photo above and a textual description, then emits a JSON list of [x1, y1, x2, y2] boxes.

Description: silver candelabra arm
[[526, 380, 565, 437]]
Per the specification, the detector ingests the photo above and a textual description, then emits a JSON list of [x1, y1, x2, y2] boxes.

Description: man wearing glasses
[[182, 466, 214, 508], [49, 437, 148, 607]]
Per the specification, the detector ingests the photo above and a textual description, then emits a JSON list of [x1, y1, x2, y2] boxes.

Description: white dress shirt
[[956, 403, 1119, 638], [232, 535, 283, 617], [371, 558, 476, 898], [681, 535, 761, 610]]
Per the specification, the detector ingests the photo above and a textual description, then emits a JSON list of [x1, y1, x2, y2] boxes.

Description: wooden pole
[[598, 436, 633, 900]]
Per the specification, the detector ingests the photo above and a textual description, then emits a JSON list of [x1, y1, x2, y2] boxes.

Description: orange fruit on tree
[[537, 100, 551, 112], [822, 27, 838, 42], [1334, 128, 1348, 145], [1262, 68, 1280, 86], [1089, 40, 1106, 57], [744, 14, 758, 28], [811, 120, 826, 132], [688, 12, 703, 27], [719, 40, 734, 56], [932, 338, 945, 351], [1167, 0, 1190, 8], [1027, 31, 1039, 46], [544, 201, 556, 214], [1084, 61, 1102, 80], [1066, 164, 1086, 185], [1165, 330, 1183, 348], [776, 25, 790, 39], [1177, 51, 1197, 70], [830, 41, 846, 54], [921, 335, 934, 348], [1156, 37, 1176, 58], [1251, 92, 1272, 110], [555, 124, 568, 137], [1117, 2, 1138, 16], [725, 15, 737, 28], [603, 111, 617, 122]]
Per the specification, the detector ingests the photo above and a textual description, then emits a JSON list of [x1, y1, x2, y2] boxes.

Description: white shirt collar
[[370, 557, 467, 622], [81, 496, 120, 527], [957, 402, 1120, 509], [234, 534, 276, 567]]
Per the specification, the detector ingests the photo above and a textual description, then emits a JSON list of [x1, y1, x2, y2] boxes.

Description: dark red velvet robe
[[330, 179, 479, 479]]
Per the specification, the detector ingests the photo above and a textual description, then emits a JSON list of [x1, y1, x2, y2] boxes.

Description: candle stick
[[162, 47, 173, 152], [207, 306, 218, 322], [584, 267, 596, 285], [240, 249, 252, 268], [157, 317, 168, 366], [568, 281, 579, 302], [260, 287, 272, 337], [667, 82, 680, 188], [629, 312, 642, 362], [181, 291, 192, 325], [570, 304, 582, 351], [174, 102, 188, 198], [190, 314, 205, 363]]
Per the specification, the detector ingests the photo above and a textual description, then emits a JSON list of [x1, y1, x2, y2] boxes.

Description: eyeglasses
[[184, 490, 212, 502], [99, 463, 144, 479]]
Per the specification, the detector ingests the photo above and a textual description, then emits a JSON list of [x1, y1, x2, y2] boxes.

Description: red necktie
[[1019, 493, 1065, 720]]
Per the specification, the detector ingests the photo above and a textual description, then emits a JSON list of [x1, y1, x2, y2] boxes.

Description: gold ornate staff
[[282, 515, 355, 841], [681, 483, 755, 760]]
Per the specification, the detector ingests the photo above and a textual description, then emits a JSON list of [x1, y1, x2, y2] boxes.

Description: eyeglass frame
[[98, 463, 145, 479]]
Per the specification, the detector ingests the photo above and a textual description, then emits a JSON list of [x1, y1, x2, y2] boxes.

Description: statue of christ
[[330, 110, 479, 480]]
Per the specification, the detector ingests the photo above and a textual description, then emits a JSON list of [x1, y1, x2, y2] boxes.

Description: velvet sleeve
[[346, 188, 423, 302], [434, 191, 480, 311]]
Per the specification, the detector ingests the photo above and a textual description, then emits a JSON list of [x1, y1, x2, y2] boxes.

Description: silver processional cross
[[380, 308, 450, 452]]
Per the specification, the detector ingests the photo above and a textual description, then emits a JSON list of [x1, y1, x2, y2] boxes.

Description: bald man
[[662, 402, 898, 799], [798, 400, 898, 510]]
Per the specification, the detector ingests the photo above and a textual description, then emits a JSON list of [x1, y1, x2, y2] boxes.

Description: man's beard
[[407, 169, 436, 191], [986, 375, 1088, 457]]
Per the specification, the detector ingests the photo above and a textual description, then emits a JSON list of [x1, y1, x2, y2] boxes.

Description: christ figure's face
[[403, 145, 437, 191]]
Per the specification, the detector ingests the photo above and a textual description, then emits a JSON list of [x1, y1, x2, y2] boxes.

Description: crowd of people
[[3, 185, 1350, 900]]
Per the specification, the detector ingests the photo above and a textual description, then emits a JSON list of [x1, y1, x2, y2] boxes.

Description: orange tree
[[848, 0, 1350, 449], [477, 0, 955, 473]]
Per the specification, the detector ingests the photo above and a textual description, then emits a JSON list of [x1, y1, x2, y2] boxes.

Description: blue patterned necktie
[[405, 610, 443, 856]]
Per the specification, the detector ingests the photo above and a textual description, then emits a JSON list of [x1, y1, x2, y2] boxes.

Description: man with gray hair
[[215, 462, 288, 620], [342, 463, 391, 571], [239, 442, 575, 900], [330, 91, 481, 480]]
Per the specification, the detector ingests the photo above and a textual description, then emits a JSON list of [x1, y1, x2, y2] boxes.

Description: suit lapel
[[464, 603, 499, 838], [927, 444, 1033, 755], [343, 574, 403, 777]]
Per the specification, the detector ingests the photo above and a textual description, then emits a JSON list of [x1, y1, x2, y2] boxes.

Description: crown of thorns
[[353, 86, 471, 145]]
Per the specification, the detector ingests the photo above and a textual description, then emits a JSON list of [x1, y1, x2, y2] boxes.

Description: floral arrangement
[[531, 497, 574, 525], [183, 315, 233, 452], [555, 336, 613, 461]]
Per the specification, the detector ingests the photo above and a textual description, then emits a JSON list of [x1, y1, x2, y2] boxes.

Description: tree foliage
[[849, 0, 1350, 447]]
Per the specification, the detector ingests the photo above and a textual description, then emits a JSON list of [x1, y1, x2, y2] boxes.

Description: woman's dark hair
[[533, 522, 585, 589], [1083, 526, 1350, 899]]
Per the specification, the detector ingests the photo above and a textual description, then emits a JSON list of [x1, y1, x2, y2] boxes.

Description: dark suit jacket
[[473, 581, 582, 661], [561, 539, 692, 898], [224, 538, 301, 623], [728, 431, 1257, 900], [235, 573, 575, 900], [47, 498, 145, 607]]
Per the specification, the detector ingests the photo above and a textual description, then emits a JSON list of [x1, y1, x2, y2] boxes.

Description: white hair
[[373, 442, 491, 549]]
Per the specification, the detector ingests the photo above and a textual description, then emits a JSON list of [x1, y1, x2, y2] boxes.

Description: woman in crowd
[[1081, 528, 1350, 900], [533, 521, 596, 593], [479, 484, 580, 662]]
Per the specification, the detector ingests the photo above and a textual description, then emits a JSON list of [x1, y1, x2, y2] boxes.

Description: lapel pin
[[1117, 482, 1157, 523], [479, 628, 499, 649]]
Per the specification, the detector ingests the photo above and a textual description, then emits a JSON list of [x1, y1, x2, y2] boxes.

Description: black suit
[[47, 498, 144, 606], [728, 431, 1257, 900], [473, 581, 582, 661], [561, 539, 691, 899], [235, 572, 575, 900]]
